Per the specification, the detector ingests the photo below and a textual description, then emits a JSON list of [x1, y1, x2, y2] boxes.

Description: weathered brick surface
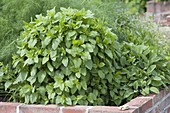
[[19, 104, 60, 113], [89, 106, 138, 113], [126, 97, 152, 113], [62, 106, 89, 113], [0, 102, 20, 113]]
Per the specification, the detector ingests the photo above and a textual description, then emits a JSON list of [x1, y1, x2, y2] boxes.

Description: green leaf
[[81, 52, 91, 60], [120, 56, 126, 66], [25, 95, 30, 104], [98, 70, 105, 79], [5, 81, 12, 90], [28, 38, 37, 47], [88, 93, 95, 103], [81, 81, 87, 90], [153, 76, 161, 81], [34, 56, 39, 63], [24, 58, 34, 66], [38, 86, 46, 96], [147, 65, 156, 74], [73, 58, 82, 68], [67, 31, 76, 38], [55, 96, 62, 104], [31, 66, 37, 77], [42, 56, 49, 64], [84, 60, 93, 70], [0, 71, 4, 76], [65, 80, 73, 88], [86, 43, 95, 53], [99, 62, 105, 68], [37, 70, 46, 83], [105, 49, 113, 59], [27, 76, 36, 85], [50, 51, 57, 61], [89, 31, 99, 37], [19, 71, 28, 82], [62, 57, 68, 67], [66, 97, 72, 105], [59, 83, 64, 91], [150, 87, 159, 94], [76, 72, 81, 78], [80, 67, 87, 76], [52, 39, 60, 50], [30, 93, 38, 104], [47, 62, 53, 72], [106, 74, 113, 83]]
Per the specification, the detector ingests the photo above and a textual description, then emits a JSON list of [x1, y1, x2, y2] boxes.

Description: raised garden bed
[[0, 86, 169, 113]]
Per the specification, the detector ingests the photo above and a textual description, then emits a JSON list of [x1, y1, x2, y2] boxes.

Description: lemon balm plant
[[6, 7, 118, 105], [2, 7, 170, 106]]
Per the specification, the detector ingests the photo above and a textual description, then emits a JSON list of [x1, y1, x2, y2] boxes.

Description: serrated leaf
[[47, 62, 53, 72], [98, 70, 105, 79], [42, 56, 49, 64], [52, 39, 60, 50], [30, 93, 38, 104], [150, 87, 159, 94], [60, 83, 64, 91], [38, 86, 46, 96], [76, 72, 81, 78], [66, 97, 72, 105], [106, 74, 113, 83], [50, 51, 57, 61], [84, 60, 93, 70], [99, 62, 105, 67], [55, 96, 62, 104], [24, 58, 34, 66], [62, 57, 68, 67], [81, 81, 87, 90], [31, 66, 37, 77], [80, 67, 86, 76], [28, 38, 37, 47], [67, 31, 76, 38], [89, 31, 99, 37], [5, 81, 12, 90], [120, 56, 126, 66], [73, 58, 82, 68], [34, 56, 39, 63], [105, 49, 113, 59], [37, 70, 46, 83], [19, 71, 28, 82]]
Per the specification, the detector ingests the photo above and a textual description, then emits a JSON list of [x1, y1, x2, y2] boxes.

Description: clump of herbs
[[2, 7, 169, 106]]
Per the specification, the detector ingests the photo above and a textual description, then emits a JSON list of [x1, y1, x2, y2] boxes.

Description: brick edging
[[0, 86, 169, 113]]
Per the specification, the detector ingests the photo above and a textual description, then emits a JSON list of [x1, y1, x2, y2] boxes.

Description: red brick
[[159, 96, 170, 111], [19, 104, 60, 113], [166, 15, 170, 22], [0, 102, 20, 113], [62, 106, 89, 113], [168, 107, 170, 113], [155, 106, 161, 113], [89, 106, 138, 113], [126, 97, 152, 113]]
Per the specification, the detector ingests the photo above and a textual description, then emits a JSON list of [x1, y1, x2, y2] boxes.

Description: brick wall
[[146, 0, 170, 26], [0, 86, 169, 113]]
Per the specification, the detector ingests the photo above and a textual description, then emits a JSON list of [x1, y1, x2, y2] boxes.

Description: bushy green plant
[[5, 7, 118, 105], [3, 7, 170, 106], [1, 0, 170, 106]]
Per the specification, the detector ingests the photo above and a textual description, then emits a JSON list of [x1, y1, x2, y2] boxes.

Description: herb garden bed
[[0, 85, 169, 113]]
